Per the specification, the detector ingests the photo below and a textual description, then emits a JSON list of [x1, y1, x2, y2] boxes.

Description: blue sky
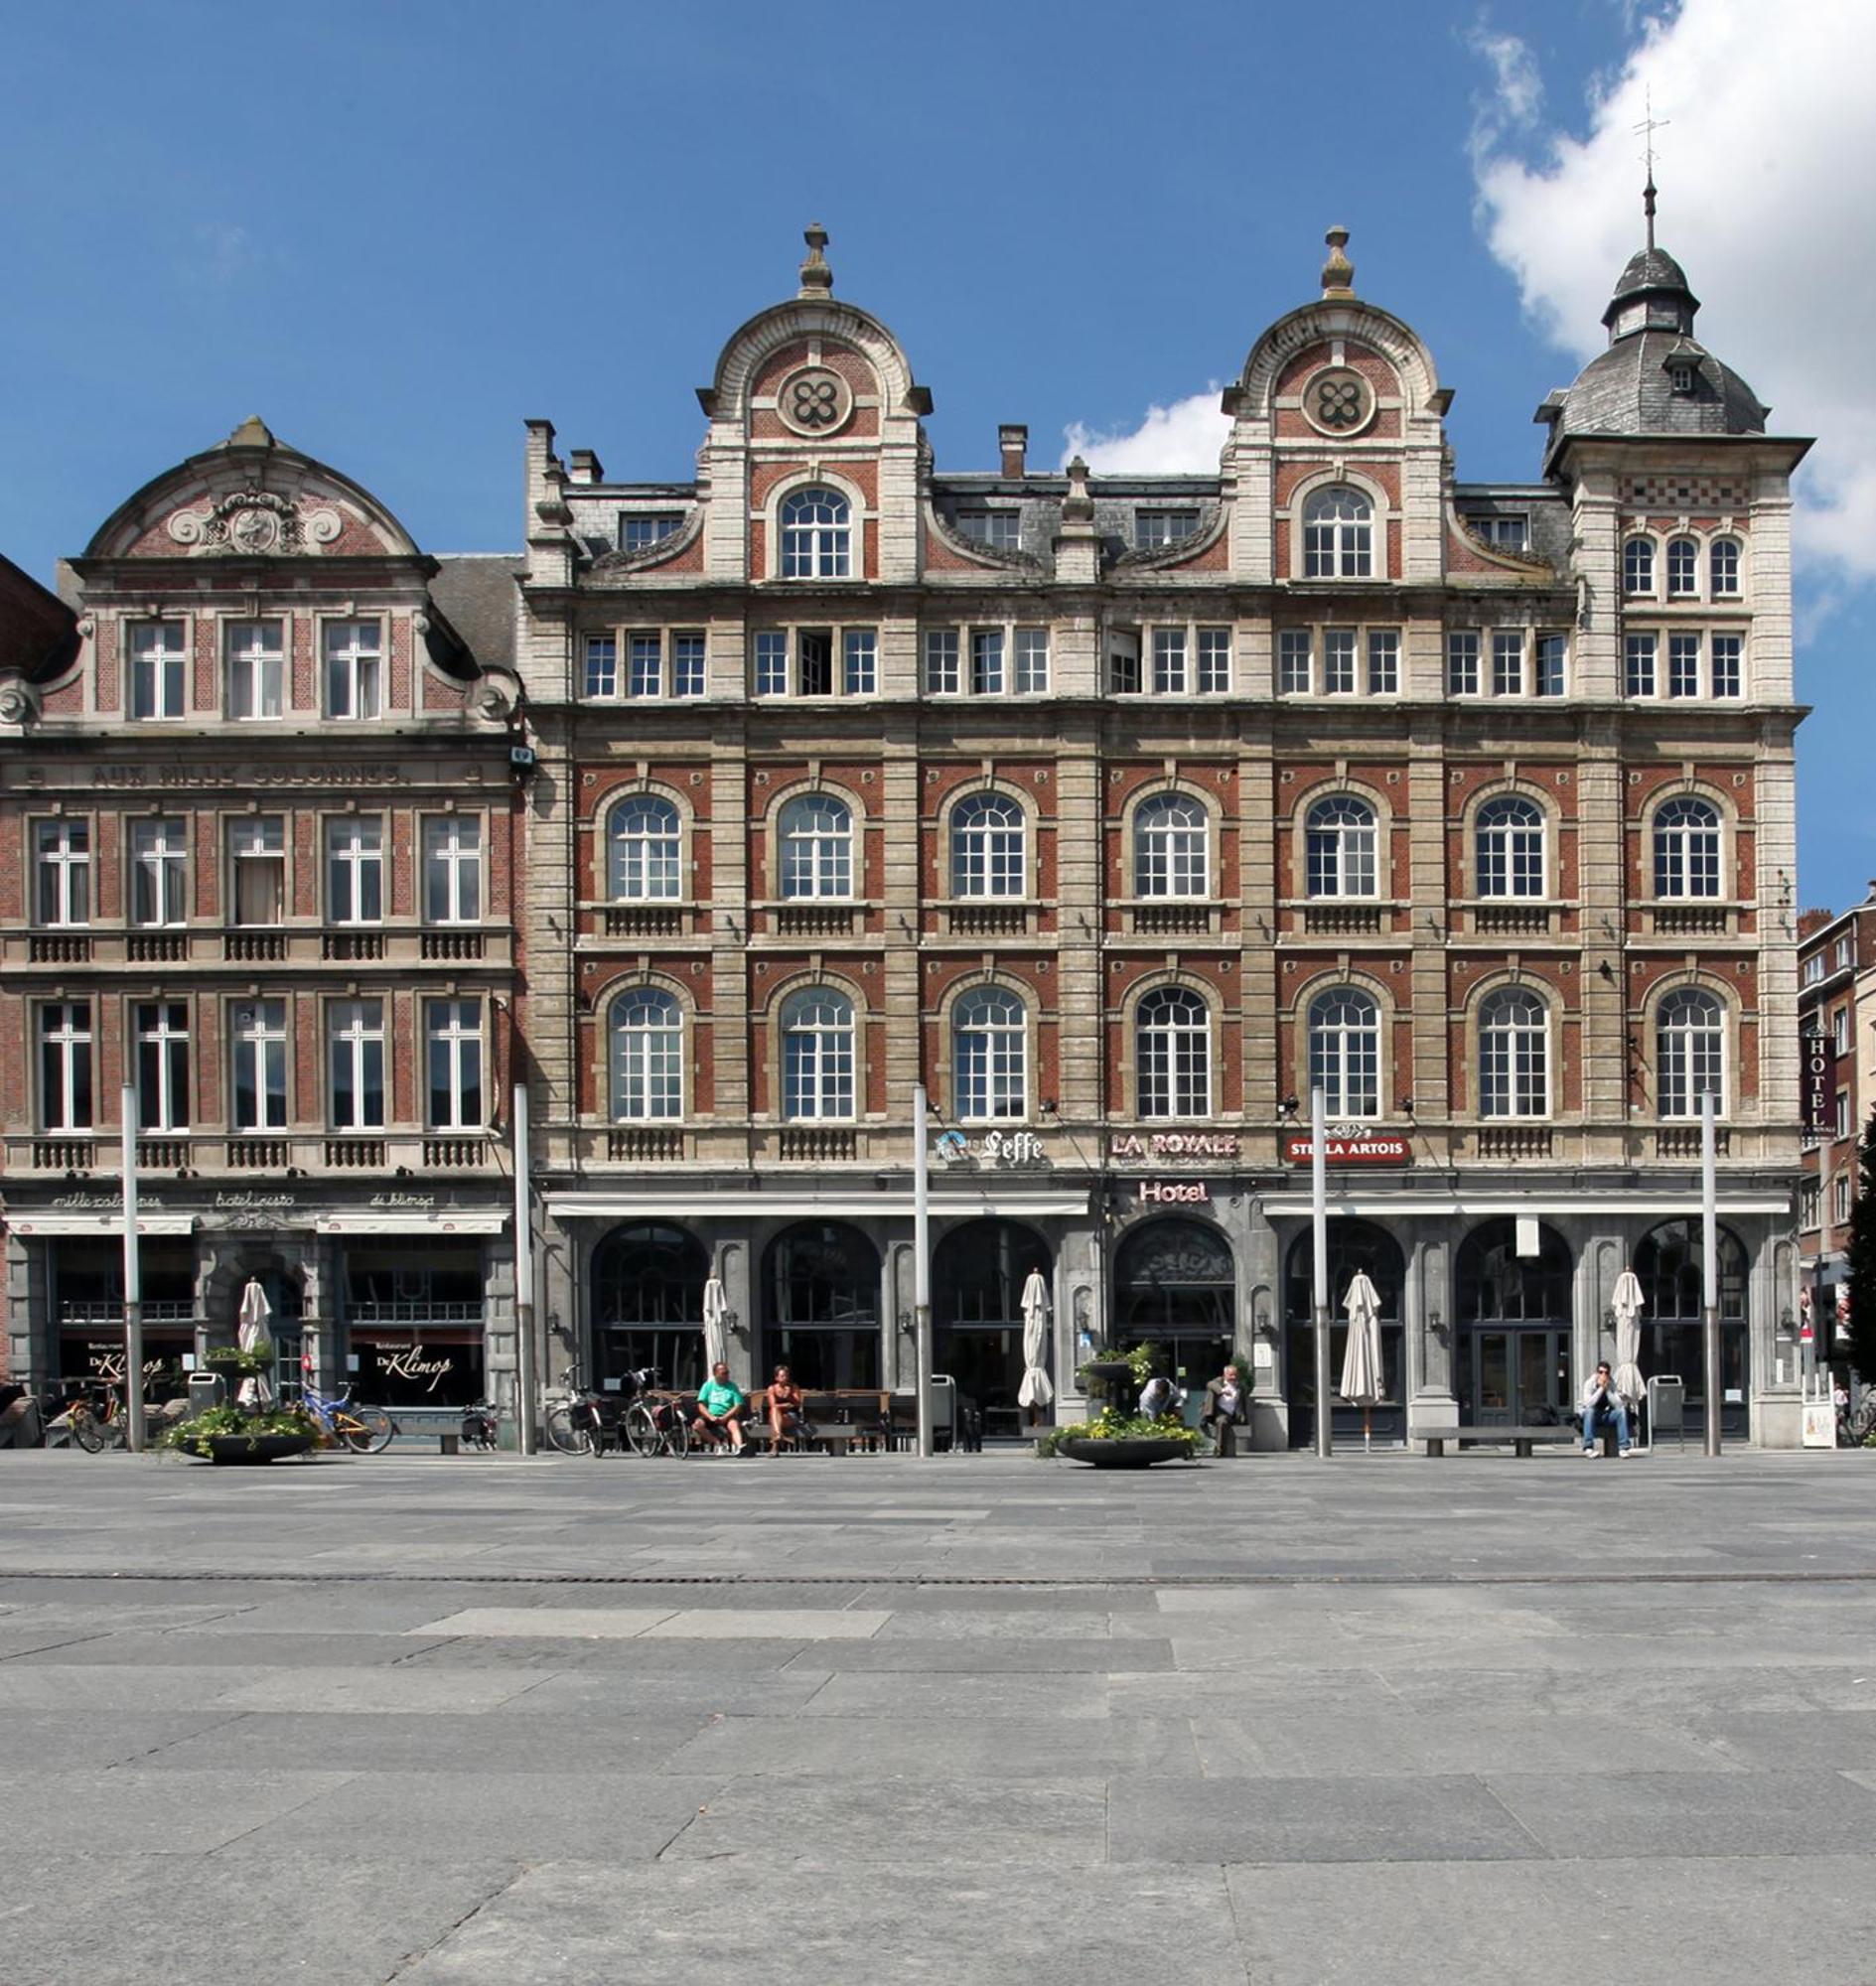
[[4, 0, 1869, 909]]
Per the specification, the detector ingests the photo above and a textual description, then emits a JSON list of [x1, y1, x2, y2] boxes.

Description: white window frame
[[1475, 795, 1546, 900], [1623, 536, 1656, 597], [1133, 793, 1209, 900], [779, 487, 851, 579], [323, 619, 382, 719], [129, 621, 187, 719], [781, 987, 856, 1121], [228, 816, 287, 927], [134, 1000, 191, 1132], [1308, 988, 1380, 1120], [1447, 631, 1482, 696], [1305, 796, 1377, 900], [952, 986, 1028, 1123], [423, 816, 483, 924], [425, 998, 484, 1131], [1478, 987, 1550, 1119], [1657, 988, 1725, 1120], [224, 620, 285, 720], [33, 818, 90, 927], [39, 1000, 93, 1131], [327, 998, 386, 1131], [1136, 987, 1211, 1120], [1665, 537, 1700, 599], [950, 792, 1027, 899], [1301, 487, 1373, 578], [1710, 537, 1742, 599], [608, 794, 683, 902], [778, 794, 854, 901], [609, 987, 683, 1122], [324, 816, 383, 925], [229, 998, 288, 1132], [1653, 797, 1722, 900], [130, 817, 188, 928]]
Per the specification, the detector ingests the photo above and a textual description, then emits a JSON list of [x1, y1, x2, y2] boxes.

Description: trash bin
[[1647, 1374, 1684, 1449], [187, 1370, 226, 1414], [927, 1373, 958, 1453]]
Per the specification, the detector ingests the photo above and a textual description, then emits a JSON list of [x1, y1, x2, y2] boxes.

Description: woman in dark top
[[767, 1364, 807, 1449]]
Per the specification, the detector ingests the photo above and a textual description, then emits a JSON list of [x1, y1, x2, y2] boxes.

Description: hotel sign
[[1283, 1128, 1412, 1166], [1802, 1033, 1835, 1136]]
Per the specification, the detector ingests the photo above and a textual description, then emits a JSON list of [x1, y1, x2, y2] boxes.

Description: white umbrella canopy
[[1016, 1269, 1054, 1411], [1340, 1271, 1384, 1451], [1612, 1269, 1646, 1404], [236, 1277, 274, 1408], [701, 1275, 730, 1375]]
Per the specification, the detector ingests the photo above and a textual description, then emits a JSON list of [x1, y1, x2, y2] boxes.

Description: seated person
[[766, 1364, 807, 1449], [1580, 1360, 1634, 1457], [0, 1382, 42, 1450], [692, 1361, 749, 1454]]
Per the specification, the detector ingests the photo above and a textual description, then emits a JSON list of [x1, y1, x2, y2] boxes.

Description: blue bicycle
[[302, 1385, 395, 1454]]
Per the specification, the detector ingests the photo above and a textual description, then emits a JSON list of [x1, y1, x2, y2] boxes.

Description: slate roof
[[431, 554, 521, 672], [1552, 331, 1768, 441]]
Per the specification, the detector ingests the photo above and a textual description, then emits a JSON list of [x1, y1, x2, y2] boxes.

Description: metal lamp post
[[1312, 1085, 1333, 1460]]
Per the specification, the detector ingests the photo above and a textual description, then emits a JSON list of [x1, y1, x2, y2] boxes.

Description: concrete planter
[[202, 1433, 317, 1466], [1057, 1435, 1191, 1469]]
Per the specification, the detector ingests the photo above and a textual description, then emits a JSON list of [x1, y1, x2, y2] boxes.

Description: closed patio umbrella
[[1339, 1270, 1383, 1451], [236, 1277, 274, 1409], [1016, 1269, 1054, 1420], [701, 1275, 730, 1377], [1612, 1268, 1646, 1409]]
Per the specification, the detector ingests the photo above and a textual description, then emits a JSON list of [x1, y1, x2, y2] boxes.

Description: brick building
[[0, 421, 525, 1413], [516, 221, 1812, 1446]]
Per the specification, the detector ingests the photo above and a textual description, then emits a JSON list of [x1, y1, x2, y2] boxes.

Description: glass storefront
[[1635, 1218, 1750, 1438], [764, 1221, 881, 1390], [343, 1245, 486, 1408], [591, 1222, 710, 1392], [1283, 1219, 1406, 1446], [1455, 1218, 1574, 1426], [52, 1239, 196, 1401], [1111, 1218, 1235, 1421], [933, 1218, 1051, 1433]]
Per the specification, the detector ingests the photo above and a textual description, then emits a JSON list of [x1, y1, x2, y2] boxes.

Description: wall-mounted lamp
[[1779, 1306, 1796, 1340], [1279, 1095, 1300, 1118], [1428, 1306, 1447, 1344], [1603, 1306, 1615, 1332], [897, 1308, 915, 1336], [1253, 1305, 1270, 1337], [1040, 1098, 1058, 1115], [1399, 1096, 1414, 1116]]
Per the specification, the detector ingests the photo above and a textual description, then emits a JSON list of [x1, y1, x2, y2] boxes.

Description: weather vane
[[1634, 89, 1670, 249]]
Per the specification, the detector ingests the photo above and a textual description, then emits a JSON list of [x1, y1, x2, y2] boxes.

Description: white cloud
[[1465, 25, 1544, 155], [1061, 388, 1232, 477], [1470, 0, 1876, 578]]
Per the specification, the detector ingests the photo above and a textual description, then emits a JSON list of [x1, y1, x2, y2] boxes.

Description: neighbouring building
[[0, 421, 525, 1415], [515, 216, 1812, 1446]]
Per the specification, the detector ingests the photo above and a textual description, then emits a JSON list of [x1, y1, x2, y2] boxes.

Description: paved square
[[4, 1447, 1876, 1983]]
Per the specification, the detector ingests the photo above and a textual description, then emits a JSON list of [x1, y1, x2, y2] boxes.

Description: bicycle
[[625, 1385, 691, 1459], [544, 1352, 616, 1457], [459, 1399, 500, 1451], [302, 1384, 395, 1454], [65, 1388, 127, 1453]]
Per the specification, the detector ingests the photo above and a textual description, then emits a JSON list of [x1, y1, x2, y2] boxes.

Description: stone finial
[[223, 414, 275, 450], [797, 221, 833, 299], [1062, 455, 1095, 524], [1321, 225, 1356, 299]]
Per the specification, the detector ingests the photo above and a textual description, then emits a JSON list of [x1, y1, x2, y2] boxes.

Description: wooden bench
[[1411, 1421, 1613, 1458]]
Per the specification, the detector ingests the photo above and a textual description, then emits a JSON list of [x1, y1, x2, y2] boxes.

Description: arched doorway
[[1455, 1219, 1574, 1426], [591, 1222, 709, 1392], [1634, 1219, 1750, 1438], [764, 1222, 881, 1389], [1282, 1220, 1406, 1447], [1110, 1218, 1235, 1417], [932, 1219, 1051, 1432]]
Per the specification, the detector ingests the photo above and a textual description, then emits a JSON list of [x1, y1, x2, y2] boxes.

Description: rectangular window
[[1468, 513, 1529, 549], [426, 999, 483, 1130], [1666, 539, 1699, 597], [1323, 629, 1358, 695], [1152, 629, 1187, 695], [1136, 509, 1199, 549], [1837, 936, 1854, 970], [629, 634, 661, 697], [224, 620, 284, 719], [129, 622, 187, 719], [1802, 1180, 1820, 1229], [327, 999, 386, 1130], [1279, 630, 1313, 696], [970, 630, 1004, 696], [1492, 631, 1525, 697], [229, 999, 287, 1131], [584, 635, 618, 699], [325, 817, 383, 924], [671, 633, 706, 698], [134, 1002, 190, 1132], [1667, 633, 1701, 698], [131, 817, 188, 926], [1197, 628, 1230, 694], [620, 513, 682, 552], [39, 1001, 92, 1131], [1837, 1176, 1853, 1224], [1804, 954, 1826, 987], [1711, 634, 1742, 699], [956, 509, 1021, 550], [755, 632, 789, 697], [1834, 1006, 1852, 1053], [1535, 635, 1567, 697], [797, 630, 833, 697], [1624, 634, 1658, 698], [843, 629, 877, 694], [1366, 630, 1399, 695], [228, 816, 286, 926], [323, 620, 381, 719], [1710, 538, 1741, 598], [1014, 628, 1049, 693], [1107, 630, 1141, 696], [422, 816, 482, 923], [1836, 1090, 1852, 1140], [33, 820, 90, 926], [1446, 631, 1481, 696], [924, 630, 960, 695]]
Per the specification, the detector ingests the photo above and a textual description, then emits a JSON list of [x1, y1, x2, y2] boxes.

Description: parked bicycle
[[301, 1384, 395, 1454], [459, 1399, 500, 1451], [543, 1365, 688, 1457], [64, 1387, 131, 1453]]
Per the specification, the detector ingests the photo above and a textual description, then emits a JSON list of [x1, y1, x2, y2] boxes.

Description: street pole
[[914, 1083, 934, 1458], [120, 1086, 146, 1454], [1312, 1084, 1333, 1460], [512, 1080, 536, 1457], [1702, 1089, 1721, 1457]]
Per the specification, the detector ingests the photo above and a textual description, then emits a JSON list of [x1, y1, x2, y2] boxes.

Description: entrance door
[[1466, 1328, 1570, 1426]]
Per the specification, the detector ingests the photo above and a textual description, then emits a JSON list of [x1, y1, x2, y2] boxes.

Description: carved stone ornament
[[0, 679, 40, 725], [776, 363, 854, 438], [1300, 364, 1376, 438], [167, 489, 344, 556]]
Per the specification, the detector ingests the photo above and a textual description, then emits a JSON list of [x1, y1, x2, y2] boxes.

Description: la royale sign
[[1283, 1129, 1412, 1166]]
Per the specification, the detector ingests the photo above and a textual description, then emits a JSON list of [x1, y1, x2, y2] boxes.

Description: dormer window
[[956, 508, 1021, 551], [1135, 509, 1200, 550], [621, 512, 683, 553], [1667, 362, 1695, 395]]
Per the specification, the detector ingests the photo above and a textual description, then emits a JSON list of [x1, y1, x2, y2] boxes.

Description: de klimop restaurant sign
[[1283, 1125, 1412, 1166]]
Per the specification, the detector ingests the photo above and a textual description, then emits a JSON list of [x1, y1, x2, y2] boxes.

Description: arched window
[[1710, 537, 1741, 598], [1654, 797, 1722, 900], [952, 986, 1027, 1122], [1478, 987, 1548, 1118], [1136, 987, 1210, 1119], [1112, 1217, 1235, 1339], [1456, 1217, 1572, 1322], [1302, 486, 1373, 578], [950, 792, 1026, 899], [780, 486, 851, 579], [1666, 536, 1699, 598], [607, 794, 682, 901], [1308, 988, 1380, 1119], [765, 1221, 883, 1389], [1305, 795, 1377, 899], [1623, 536, 1656, 595], [609, 988, 682, 1121], [781, 987, 855, 1120], [1133, 792, 1208, 899], [1657, 988, 1724, 1119], [591, 1221, 710, 1392], [1476, 795, 1545, 899], [778, 793, 853, 900]]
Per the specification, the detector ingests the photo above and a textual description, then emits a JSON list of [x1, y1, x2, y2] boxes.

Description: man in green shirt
[[693, 1362, 750, 1454]]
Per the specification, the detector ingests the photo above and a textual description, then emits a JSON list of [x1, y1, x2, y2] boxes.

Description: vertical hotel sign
[[1802, 1032, 1835, 1136]]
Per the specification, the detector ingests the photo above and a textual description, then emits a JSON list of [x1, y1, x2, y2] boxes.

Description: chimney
[[998, 424, 1028, 480], [568, 449, 605, 486]]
